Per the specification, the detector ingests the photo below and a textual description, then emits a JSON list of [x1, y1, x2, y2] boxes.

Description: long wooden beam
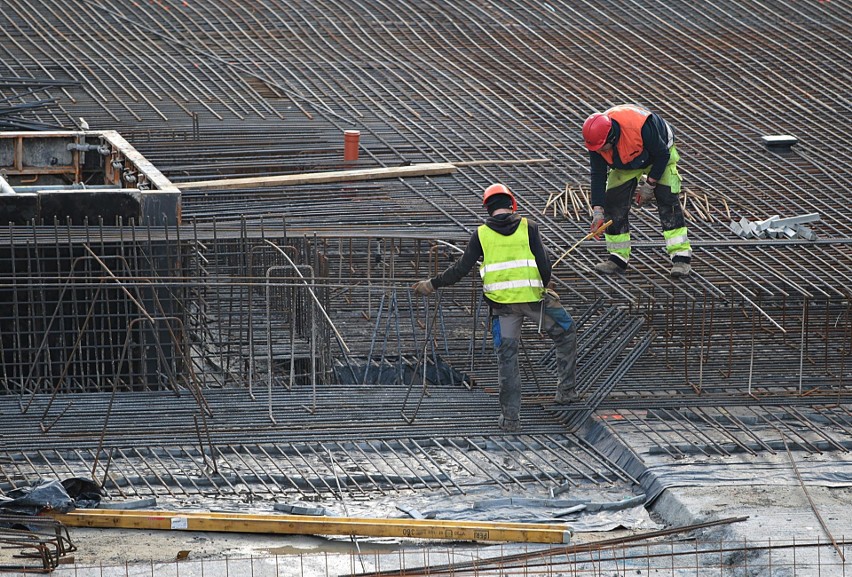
[[177, 158, 551, 191], [49, 509, 572, 544], [179, 163, 458, 190]]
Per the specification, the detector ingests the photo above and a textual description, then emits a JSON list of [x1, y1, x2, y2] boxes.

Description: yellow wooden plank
[[179, 163, 458, 190], [49, 509, 572, 544], [52, 508, 553, 529]]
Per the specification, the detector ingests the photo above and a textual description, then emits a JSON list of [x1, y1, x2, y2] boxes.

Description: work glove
[[545, 280, 560, 301], [412, 279, 435, 296], [635, 177, 656, 206], [590, 207, 605, 239], [635, 185, 655, 206]]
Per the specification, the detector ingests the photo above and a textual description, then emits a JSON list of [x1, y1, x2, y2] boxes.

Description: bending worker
[[583, 104, 692, 277], [412, 183, 577, 432]]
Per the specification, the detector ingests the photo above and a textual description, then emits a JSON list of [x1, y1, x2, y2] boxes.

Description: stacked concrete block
[[730, 213, 819, 240], [795, 224, 818, 241]]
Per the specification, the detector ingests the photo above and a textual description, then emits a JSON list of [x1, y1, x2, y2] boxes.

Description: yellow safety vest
[[478, 218, 544, 304]]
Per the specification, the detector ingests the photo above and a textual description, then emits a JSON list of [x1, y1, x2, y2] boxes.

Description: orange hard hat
[[582, 112, 612, 151], [482, 183, 517, 211]]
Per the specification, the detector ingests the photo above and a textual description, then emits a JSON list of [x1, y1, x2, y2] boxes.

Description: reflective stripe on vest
[[483, 279, 545, 293], [598, 105, 650, 165], [479, 259, 538, 277], [478, 218, 544, 304]]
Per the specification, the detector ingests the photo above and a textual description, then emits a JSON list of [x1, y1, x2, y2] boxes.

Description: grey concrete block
[[795, 224, 817, 241], [729, 221, 742, 236], [775, 213, 820, 227], [761, 134, 798, 148], [273, 502, 328, 516], [97, 497, 157, 510], [755, 215, 779, 231], [396, 505, 425, 519]]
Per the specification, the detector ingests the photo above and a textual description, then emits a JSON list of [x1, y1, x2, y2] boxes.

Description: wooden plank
[[179, 163, 458, 190], [454, 158, 550, 167], [49, 509, 572, 544]]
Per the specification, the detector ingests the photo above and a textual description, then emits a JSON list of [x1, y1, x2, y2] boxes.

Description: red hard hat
[[582, 112, 612, 151], [482, 183, 517, 211]]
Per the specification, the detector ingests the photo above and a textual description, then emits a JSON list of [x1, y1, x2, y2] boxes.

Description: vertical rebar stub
[[344, 130, 360, 161]]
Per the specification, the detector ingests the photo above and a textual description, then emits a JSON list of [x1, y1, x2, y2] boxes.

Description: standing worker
[[583, 104, 692, 277], [412, 184, 578, 432]]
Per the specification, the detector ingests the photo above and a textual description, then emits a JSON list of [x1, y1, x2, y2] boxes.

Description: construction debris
[[0, 514, 76, 573], [273, 503, 329, 517], [729, 213, 819, 240], [96, 498, 157, 510], [544, 184, 589, 220]]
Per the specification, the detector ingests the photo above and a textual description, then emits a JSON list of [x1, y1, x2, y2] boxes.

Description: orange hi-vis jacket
[[597, 105, 651, 166]]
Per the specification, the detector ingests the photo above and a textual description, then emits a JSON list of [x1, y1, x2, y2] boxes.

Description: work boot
[[595, 259, 625, 274], [497, 415, 520, 432], [670, 262, 692, 278], [554, 388, 579, 404]]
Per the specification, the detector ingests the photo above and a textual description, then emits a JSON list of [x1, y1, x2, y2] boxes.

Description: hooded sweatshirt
[[429, 213, 552, 303]]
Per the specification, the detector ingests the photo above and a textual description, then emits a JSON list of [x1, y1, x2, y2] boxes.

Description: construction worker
[[583, 104, 692, 277], [412, 184, 578, 432]]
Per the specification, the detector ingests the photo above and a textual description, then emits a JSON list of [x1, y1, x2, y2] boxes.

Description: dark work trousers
[[604, 180, 689, 259], [490, 292, 576, 423]]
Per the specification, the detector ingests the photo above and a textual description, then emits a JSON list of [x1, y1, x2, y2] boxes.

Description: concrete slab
[[652, 485, 851, 575]]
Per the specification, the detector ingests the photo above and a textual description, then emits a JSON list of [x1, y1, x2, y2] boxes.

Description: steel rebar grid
[[0, 223, 649, 501], [2, 220, 851, 302], [32, 536, 850, 577], [1, 224, 848, 439], [0, 2, 850, 557], [1, 2, 850, 248], [5, 224, 848, 390], [0, 413, 636, 502]]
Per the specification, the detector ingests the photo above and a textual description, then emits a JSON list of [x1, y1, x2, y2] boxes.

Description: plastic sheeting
[[583, 420, 852, 505], [393, 491, 661, 532], [638, 454, 852, 504], [0, 477, 103, 516], [0, 479, 75, 516]]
